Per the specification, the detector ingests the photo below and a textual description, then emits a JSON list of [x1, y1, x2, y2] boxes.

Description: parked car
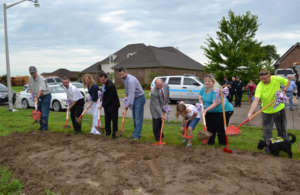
[[0, 83, 16, 104], [275, 68, 296, 80], [45, 76, 62, 85], [19, 84, 68, 112], [150, 75, 203, 103]]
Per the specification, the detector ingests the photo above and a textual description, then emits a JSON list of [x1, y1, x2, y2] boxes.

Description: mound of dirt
[[0, 131, 299, 195]]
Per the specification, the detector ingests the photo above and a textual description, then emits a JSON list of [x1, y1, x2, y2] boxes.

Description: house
[[41, 68, 80, 81], [113, 45, 204, 87], [274, 42, 300, 69], [81, 43, 147, 75]]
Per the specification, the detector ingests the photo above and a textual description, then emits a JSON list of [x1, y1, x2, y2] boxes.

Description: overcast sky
[[0, 0, 299, 76]]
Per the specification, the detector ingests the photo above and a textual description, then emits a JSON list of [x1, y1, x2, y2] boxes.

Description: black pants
[[262, 109, 288, 141], [104, 108, 118, 137], [152, 118, 163, 141], [297, 81, 300, 97], [70, 98, 84, 132], [206, 112, 233, 145], [235, 92, 242, 107]]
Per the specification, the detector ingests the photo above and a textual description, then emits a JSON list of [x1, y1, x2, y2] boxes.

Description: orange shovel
[[154, 114, 166, 146], [117, 108, 127, 136], [226, 100, 274, 135]]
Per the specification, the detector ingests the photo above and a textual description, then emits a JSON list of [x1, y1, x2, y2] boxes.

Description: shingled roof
[[82, 43, 147, 74], [42, 68, 80, 79], [274, 42, 300, 68], [114, 45, 204, 70]]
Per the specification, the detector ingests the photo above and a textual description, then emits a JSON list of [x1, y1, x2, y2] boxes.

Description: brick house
[[274, 42, 300, 69], [113, 45, 204, 88], [82, 43, 147, 75]]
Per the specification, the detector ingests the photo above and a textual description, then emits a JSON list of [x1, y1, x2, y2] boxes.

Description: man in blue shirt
[[118, 67, 146, 140], [286, 76, 297, 111]]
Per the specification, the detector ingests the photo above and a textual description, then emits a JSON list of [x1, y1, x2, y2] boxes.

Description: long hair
[[82, 74, 95, 89], [176, 103, 188, 120], [204, 74, 220, 92]]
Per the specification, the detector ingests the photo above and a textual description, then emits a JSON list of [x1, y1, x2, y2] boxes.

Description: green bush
[[0, 168, 23, 195]]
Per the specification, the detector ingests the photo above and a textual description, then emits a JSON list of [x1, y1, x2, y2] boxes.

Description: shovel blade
[[226, 125, 241, 136], [224, 147, 233, 154]]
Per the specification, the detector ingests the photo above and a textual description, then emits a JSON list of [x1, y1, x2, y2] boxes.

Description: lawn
[[0, 106, 299, 159], [12, 86, 23, 92]]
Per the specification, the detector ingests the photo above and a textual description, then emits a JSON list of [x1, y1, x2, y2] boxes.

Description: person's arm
[[203, 99, 220, 115], [282, 81, 290, 93], [247, 97, 260, 118], [126, 78, 137, 109]]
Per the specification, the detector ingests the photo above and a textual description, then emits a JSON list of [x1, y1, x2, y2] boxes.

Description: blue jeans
[[38, 94, 51, 130], [132, 95, 146, 138], [286, 91, 293, 110]]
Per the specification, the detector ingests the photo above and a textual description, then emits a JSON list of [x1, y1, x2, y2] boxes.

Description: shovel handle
[[121, 108, 127, 131], [239, 100, 275, 128], [249, 100, 274, 120], [200, 103, 207, 130]]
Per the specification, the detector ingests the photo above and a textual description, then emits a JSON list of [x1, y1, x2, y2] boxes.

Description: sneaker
[[186, 143, 192, 148], [182, 139, 188, 144]]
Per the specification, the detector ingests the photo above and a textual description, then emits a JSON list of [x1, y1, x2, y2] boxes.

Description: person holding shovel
[[199, 74, 234, 145], [176, 101, 201, 147], [62, 76, 84, 134], [98, 72, 120, 139], [150, 78, 169, 142], [28, 66, 51, 131], [247, 69, 290, 152], [81, 74, 101, 135], [118, 67, 146, 140]]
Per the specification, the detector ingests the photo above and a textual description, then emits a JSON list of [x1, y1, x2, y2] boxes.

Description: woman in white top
[[176, 101, 201, 147]]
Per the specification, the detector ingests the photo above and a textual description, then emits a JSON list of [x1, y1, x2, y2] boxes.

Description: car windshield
[[72, 83, 83, 88], [0, 83, 7, 89], [46, 78, 55, 83], [49, 86, 65, 93], [55, 78, 62, 83], [276, 70, 293, 75], [195, 77, 203, 83]]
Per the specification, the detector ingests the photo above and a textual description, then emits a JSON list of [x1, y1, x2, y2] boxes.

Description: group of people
[[222, 76, 244, 107], [27, 65, 293, 152]]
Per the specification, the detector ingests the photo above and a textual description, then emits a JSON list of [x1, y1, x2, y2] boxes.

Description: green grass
[[117, 89, 150, 99], [0, 167, 23, 195], [0, 107, 299, 159], [12, 86, 23, 93]]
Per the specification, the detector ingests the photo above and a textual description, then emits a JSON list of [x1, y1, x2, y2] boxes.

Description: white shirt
[[64, 83, 83, 103], [186, 104, 201, 119]]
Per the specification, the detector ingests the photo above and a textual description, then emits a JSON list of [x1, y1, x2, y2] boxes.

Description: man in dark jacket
[[234, 76, 243, 107], [98, 72, 120, 139]]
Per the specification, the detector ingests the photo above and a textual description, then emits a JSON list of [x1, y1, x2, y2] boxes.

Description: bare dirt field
[[0, 131, 299, 195]]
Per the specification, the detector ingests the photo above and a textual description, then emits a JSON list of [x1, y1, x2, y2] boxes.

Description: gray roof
[[114, 45, 204, 70], [273, 42, 300, 67], [82, 43, 146, 73]]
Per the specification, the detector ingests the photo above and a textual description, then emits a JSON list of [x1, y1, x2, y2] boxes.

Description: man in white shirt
[[62, 76, 84, 133]]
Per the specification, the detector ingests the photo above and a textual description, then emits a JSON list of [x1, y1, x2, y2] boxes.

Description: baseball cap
[[29, 66, 37, 73]]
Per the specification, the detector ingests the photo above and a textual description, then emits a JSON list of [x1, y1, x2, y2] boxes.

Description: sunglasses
[[259, 72, 269, 76]]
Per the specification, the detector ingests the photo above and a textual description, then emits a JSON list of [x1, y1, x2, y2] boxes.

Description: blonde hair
[[176, 103, 188, 120], [204, 74, 220, 92], [82, 74, 95, 89]]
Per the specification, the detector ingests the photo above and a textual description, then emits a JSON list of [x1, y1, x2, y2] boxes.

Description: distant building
[[82, 43, 204, 88], [41, 68, 80, 81], [274, 42, 300, 69]]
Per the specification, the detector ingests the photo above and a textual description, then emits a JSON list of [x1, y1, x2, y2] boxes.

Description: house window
[[168, 77, 181, 85], [184, 78, 198, 86]]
